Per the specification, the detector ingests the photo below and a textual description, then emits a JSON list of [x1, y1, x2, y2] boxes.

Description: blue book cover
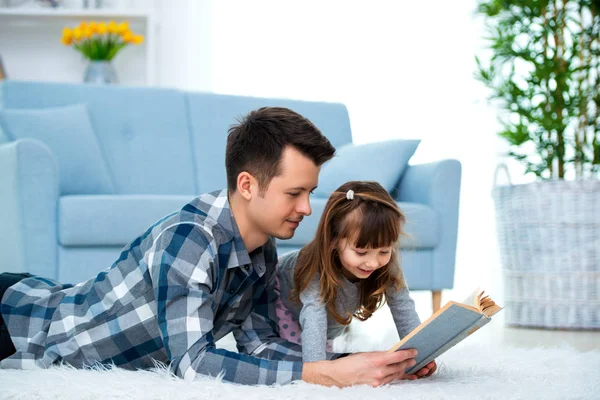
[[389, 289, 502, 374]]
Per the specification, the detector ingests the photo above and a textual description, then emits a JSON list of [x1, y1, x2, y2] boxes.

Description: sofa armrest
[[0, 139, 60, 278], [394, 159, 462, 289]]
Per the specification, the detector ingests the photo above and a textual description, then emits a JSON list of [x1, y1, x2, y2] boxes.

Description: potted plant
[[61, 20, 144, 84], [476, 0, 599, 329]]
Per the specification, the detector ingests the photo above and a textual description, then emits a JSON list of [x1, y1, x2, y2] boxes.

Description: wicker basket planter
[[492, 177, 600, 329]]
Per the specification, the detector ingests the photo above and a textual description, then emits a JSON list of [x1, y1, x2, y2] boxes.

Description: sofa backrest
[[0, 81, 353, 195], [185, 92, 353, 193], [0, 81, 195, 195]]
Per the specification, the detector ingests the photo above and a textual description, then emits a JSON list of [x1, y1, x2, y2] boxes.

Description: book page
[[461, 287, 502, 317], [462, 287, 482, 308], [479, 292, 502, 317]]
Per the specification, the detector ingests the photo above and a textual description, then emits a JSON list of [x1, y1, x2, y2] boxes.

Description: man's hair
[[226, 107, 336, 193]]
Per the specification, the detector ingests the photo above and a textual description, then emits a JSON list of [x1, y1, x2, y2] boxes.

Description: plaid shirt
[[0, 190, 305, 385]]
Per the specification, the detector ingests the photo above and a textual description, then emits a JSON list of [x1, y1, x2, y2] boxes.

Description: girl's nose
[[365, 257, 379, 269]]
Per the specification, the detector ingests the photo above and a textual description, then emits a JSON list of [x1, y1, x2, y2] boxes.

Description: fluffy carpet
[[1, 339, 598, 400]]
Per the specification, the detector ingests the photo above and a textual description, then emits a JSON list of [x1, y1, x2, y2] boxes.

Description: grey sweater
[[277, 250, 421, 362]]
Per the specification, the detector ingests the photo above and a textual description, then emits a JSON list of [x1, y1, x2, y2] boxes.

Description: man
[[0, 107, 434, 386]]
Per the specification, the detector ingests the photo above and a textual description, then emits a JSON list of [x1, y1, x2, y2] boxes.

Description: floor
[[343, 289, 600, 353]]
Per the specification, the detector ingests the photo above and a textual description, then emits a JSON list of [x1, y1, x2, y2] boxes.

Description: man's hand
[[414, 360, 437, 378], [302, 349, 418, 387]]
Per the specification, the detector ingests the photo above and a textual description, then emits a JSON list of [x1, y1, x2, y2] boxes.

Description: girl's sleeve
[[386, 284, 422, 339], [298, 278, 328, 362]]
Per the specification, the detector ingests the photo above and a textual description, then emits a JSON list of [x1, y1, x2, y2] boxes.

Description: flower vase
[[83, 61, 118, 84]]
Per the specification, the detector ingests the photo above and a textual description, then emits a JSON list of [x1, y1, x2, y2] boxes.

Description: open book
[[388, 288, 503, 374]]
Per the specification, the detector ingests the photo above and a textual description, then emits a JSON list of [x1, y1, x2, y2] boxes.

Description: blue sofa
[[0, 81, 461, 311]]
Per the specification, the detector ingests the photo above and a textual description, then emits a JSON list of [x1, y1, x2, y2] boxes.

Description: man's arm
[[232, 294, 304, 362], [303, 350, 420, 387], [150, 224, 302, 385], [232, 254, 308, 361]]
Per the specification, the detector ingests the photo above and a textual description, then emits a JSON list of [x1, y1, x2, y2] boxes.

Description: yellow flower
[[89, 21, 98, 34], [97, 22, 108, 35], [61, 34, 73, 46], [117, 21, 129, 34], [61, 27, 73, 45], [132, 34, 144, 45], [108, 21, 118, 34], [122, 31, 134, 43], [73, 26, 84, 41], [79, 21, 88, 31], [84, 26, 94, 38]]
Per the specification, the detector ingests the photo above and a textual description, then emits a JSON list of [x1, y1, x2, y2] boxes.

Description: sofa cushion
[[314, 139, 420, 197], [276, 198, 439, 249], [59, 195, 195, 246], [0, 104, 114, 195], [395, 202, 440, 248]]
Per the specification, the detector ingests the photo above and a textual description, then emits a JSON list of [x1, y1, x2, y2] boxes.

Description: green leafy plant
[[476, 0, 600, 179]]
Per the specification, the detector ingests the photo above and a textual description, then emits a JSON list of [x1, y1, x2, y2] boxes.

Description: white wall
[[206, 0, 507, 302], [154, 0, 212, 91]]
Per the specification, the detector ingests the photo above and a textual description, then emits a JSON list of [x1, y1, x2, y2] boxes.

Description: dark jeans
[[0, 272, 32, 361]]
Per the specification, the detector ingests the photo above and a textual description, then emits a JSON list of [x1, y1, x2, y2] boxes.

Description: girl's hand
[[415, 360, 437, 378]]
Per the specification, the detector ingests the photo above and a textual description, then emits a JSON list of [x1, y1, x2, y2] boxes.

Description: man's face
[[247, 146, 320, 240]]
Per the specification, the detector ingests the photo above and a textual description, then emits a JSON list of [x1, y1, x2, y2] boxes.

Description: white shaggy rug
[[1, 338, 599, 400]]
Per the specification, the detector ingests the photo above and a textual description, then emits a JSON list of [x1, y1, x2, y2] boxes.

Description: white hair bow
[[346, 190, 354, 200]]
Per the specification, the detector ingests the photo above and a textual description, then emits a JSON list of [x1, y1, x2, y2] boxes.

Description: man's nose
[[297, 196, 312, 216]]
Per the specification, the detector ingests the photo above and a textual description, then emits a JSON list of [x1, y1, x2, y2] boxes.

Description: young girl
[[275, 181, 433, 373]]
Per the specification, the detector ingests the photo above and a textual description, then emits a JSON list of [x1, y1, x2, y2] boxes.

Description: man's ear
[[237, 171, 255, 201]]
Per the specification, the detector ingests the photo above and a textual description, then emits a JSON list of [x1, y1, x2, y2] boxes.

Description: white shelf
[[0, 7, 152, 19], [0, 5, 159, 86]]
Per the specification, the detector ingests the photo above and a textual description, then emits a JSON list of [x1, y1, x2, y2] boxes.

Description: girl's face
[[336, 237, 393, 280]]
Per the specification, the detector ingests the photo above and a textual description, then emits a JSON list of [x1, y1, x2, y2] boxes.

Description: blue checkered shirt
[[0, 190, 306, 385]]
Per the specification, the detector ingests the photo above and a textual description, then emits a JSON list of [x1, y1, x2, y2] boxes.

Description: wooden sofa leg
[[432, 290, 442, 313]]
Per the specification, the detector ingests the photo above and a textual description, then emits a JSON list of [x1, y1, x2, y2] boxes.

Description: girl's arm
[[386, 285, 438, 378], [386, 285, 421, 339], [298, 278, 329, 362]]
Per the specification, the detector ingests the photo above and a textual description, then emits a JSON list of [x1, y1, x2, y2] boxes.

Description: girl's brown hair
[[291, 181, 407, 325]]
